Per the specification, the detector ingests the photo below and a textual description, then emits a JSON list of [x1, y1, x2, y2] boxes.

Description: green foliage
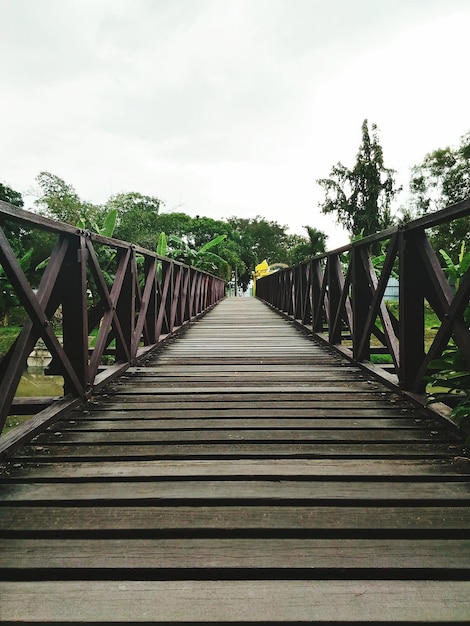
[[371, 239, 399, 280], [426, 243, 470, 428], [163, 232, 230, 279], [440, 242, 470, 298], [108, 191, 162, 249], [155, 232, 168, 283], [427, 346, 470, 429], [154, 212, 192, 240], [0, 247, 33, 325], [228, 216, 290, 264], [0, 182, 24, 207], [288, 226, 327, 265], [0, 325, 23, 355], [76, 209, 118, 239], [317, 119, 400, 239], [34, 171, 100, 226], [227, 216, 297, 288], [408, 131, 470, 256], [156, 231, 167, 257]]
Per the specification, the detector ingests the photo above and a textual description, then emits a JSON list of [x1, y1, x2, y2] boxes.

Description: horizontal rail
[[256, 198, 470, 412], [0, 202, 225, 455]]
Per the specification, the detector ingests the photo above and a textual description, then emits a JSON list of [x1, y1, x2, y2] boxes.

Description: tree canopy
[[317, 119, 401, 240], [107, 191, 163, 249], [407, 131, 470, 255], [0, 182, 23, 208], [34, 171, 100, 226]]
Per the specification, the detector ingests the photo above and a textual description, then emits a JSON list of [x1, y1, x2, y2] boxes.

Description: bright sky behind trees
[[1, 0, 469, 249]]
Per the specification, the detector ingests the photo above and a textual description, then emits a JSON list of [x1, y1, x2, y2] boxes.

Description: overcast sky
[[1, 0, 469, 250]]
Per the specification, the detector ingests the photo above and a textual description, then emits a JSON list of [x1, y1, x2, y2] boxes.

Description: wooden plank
[[96, 391, 419, 402], [128, 364, 361, 372], [2, 479, 470, 503], [29, 428, 459, 444], [2, 538, 470, 570], [2, 505, 470, 532], [107, 385, 385, 394], [49, 417, 438, 430], [87, 400, 413, 409], [10, 441, 465, 460], [2, 580, 470, 622], [5, 458, 468, 480]]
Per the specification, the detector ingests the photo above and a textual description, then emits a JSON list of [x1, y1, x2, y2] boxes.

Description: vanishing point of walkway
[[1, 297, 470, 622]]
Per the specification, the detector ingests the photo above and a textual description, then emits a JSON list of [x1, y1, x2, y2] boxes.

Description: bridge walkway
[[1, 297, 470, 622]]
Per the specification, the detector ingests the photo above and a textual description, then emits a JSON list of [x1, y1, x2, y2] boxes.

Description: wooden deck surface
[[1, 296, 470, 622]]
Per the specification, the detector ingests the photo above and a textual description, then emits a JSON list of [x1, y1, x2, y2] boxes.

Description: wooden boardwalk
[[1, 296, 470, 622]]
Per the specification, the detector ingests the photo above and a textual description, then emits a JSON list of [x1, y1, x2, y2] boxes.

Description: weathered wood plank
[[118, 383, 386, 392], [5, 458, 468, 480], [2, 538, 470, 570], [2, 505, 470, 533], [85, 400, 414, 410], [2, 580, 470, 622], [129, 360, 358, 367], [30, 428, 459, 444], [10, 441, 465, 461], [2, 479, 470, 503], [50, 417, 438, 430]]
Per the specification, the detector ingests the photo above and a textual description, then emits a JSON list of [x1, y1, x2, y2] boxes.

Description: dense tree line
[[0, 172, 326, 292]]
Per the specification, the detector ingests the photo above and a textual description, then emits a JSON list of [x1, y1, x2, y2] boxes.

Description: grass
[[0, 325, 22, 355], [369, 302, 441, 364]]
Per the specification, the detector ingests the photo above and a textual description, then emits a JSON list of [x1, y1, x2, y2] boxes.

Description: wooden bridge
[[1, 199, 470, 622]]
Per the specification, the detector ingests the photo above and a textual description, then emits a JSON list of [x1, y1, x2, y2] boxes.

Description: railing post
[[398, 227, 426, 391], [327, 254, 344, 344], [352, 246, 373, 361], [301, 261, 312, 326], [312, 259, 324, 333], [294, 265, 303, 321], [115, 248, 135, 362], [144, 256, 157, 345], [61, 234, 89, 393]]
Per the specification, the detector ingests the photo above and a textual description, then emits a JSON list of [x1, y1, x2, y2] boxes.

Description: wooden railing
[[0, 200, 225, 453], [256, 198, 470, 410]]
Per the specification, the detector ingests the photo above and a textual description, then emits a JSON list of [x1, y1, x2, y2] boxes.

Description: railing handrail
[[0, 201, 226, 455], [0, 200, 218, 276], [295, 197, 470, 262], [256, 198, 470, 419]]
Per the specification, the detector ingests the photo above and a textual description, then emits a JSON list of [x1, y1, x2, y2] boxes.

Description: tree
[[317, 120, 400, 239], [0, 182, 25, 259], [408, 131, 470, 255], [34, 171, 99, 226], [0, 248, 33, 325], [227, 216, 293, 287], [154, 212, 193, 241], [160, 232, 231, 280], [288, 226, 328, 265], [0, 182, 24, 208], [0, 183, 30, 323], [106, 191, 163, 250], [0, 181, 51, 289]]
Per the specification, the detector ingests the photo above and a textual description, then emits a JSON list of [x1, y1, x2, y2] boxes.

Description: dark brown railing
[[0, 201, 225, 454], [256, 198, 470, 412]]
